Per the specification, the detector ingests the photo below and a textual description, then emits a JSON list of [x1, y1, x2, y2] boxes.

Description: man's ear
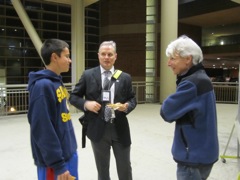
[[51, 52, 58, 62]]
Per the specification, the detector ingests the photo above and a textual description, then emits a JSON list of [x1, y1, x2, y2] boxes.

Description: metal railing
[[0, 81, 238, 116], [212, 82, 239, 104], [132, 81, 160, 104]]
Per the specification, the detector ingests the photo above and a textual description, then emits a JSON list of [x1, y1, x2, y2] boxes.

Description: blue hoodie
[[27, 69, 77, 176], [160, 64, 219, 166]]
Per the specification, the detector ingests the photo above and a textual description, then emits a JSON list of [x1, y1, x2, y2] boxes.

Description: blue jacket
[[27, 69, 77, 176], [160, 64, 219, 166]]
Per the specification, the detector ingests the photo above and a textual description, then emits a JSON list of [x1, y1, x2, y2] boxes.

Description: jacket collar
[[176, 63, 205, 85]]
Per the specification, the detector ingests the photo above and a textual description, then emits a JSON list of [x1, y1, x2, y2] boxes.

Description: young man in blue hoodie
[[27, 39, 78, 180], [160, 35, 219, 180]]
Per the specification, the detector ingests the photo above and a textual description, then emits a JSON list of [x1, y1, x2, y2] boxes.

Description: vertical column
[[146, 0, 157, 102], [71, 0, 85, 83], [160, 0, 178, 103]]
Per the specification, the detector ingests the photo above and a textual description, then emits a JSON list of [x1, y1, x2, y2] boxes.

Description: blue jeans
[[177, 163, 213, 180]]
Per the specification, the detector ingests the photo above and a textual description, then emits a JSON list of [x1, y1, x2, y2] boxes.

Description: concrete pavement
[[0, 103, 239, 179]]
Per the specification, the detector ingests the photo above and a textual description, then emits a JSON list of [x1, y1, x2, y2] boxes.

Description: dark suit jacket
[[69, 66, 137, 147]]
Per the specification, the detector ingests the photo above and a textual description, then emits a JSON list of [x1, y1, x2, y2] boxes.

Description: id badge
[[101, 90, 111, 102]]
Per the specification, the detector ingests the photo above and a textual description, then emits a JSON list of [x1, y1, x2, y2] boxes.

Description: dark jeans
[[177, 163, 213, 180], [91, 123, 132, 180]]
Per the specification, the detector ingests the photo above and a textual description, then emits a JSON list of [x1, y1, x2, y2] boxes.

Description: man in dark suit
[[69, 41, 137, 180]]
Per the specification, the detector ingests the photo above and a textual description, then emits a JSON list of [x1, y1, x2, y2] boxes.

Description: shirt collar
[[100, 66, 114, 75]]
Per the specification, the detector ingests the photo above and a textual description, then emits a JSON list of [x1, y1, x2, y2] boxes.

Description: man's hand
[[107, 102, 128, 112], [57, 170, 76, 180], [84, 101, 101, 113]]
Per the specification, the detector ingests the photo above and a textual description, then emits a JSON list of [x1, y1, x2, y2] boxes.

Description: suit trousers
[[91, 122, 132, 180]]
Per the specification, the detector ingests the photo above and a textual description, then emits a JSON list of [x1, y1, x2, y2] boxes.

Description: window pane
[[43, 13, 57, 21], [6, 8, 18, 16], [59, 6, 71, 14], [6, 18, 23, 26], [59, 15, 70, 23], [59, 24, 71, 31], [26, 11, 40, 19], [42, 3, 57, 12], [6, 28, 24, 37]]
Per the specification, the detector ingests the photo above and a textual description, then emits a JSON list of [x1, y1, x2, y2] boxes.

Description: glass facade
[[0, 0, 99, 84], [85, 2, 100, 69]]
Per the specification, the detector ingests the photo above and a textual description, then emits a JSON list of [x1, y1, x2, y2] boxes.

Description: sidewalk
[[0, 103, 239, 179]]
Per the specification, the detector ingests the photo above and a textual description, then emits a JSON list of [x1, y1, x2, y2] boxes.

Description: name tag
[[101, 90, 111, 102]]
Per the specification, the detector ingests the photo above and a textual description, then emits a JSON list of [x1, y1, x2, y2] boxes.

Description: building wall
[[99, 0, 146, 81], [98, 0, 206, 81]]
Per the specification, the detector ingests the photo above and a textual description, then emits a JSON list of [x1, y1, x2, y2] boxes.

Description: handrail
[[0, 81, 238, 116]]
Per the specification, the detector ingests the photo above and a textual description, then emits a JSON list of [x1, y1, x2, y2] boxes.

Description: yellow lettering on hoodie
[[56, 86, 68, 103], [61, 112, 71, 122]]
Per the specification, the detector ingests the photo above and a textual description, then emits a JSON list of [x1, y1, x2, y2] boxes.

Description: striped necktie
[[103, 70, 112, 122], [103, 71, 111, 90]]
